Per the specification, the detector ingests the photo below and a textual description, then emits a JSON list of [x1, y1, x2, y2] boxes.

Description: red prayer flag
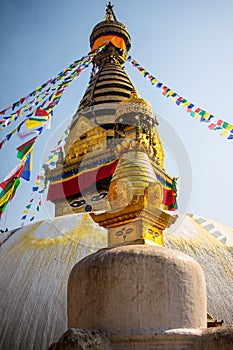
[[16, 136, 38, 159], [0, 108, 7, 115], [0, 139, 6, 150], [0, 164, 24, 190], [35, 108, 49, 117], [208, 123, 217, 130], [162, 86, 168, 96]]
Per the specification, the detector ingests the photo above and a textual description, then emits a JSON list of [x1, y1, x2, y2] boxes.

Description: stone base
[[49, 327, 233, 350], [48, 328, 109, 350], [68, 244, 207, 331]]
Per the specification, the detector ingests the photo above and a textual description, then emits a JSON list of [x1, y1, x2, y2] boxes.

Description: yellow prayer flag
[[203, 113, 210, 120], [25, 119, 45, 130], [183, 101, 190, 107], [226, 124, 233, 131], [167, 91, 174, 96], [0, 190, 12, 207], [220, 130, 229, 137]]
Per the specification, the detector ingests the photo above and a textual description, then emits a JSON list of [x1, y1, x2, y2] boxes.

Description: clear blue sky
[[1, 0, 233, 230]]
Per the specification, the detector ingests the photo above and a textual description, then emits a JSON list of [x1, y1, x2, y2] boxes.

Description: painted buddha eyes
[[69, 199, 86, 208], [69, 192, 108, 209], [91, 192, 108, 202]]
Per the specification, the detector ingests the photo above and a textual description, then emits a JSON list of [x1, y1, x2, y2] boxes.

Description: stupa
[[0, 3, 232, 350], [45, 2, 177, 218], [51, 3, 232, 349]]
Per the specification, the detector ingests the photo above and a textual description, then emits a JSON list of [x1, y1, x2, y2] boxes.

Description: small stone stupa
[[66, 94, 208, 349]]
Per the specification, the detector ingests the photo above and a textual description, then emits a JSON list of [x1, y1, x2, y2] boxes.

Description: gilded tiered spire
[[78, 3, 133, 111]]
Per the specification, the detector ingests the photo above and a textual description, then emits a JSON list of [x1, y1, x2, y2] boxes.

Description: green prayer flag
[[199, 110, 206, 117], [16, 136, 37, 160], [222, 121, 229, 129]]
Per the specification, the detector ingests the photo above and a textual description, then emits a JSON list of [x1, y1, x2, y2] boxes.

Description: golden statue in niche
[[144, 182, 163, 209], [108, 179, 133, 210]]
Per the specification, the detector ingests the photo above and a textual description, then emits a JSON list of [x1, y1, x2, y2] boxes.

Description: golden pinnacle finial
[[104, 2, 117, 21]]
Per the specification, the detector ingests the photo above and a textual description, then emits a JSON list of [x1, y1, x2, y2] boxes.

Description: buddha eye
[[91, 192, 108, 202], [126, 228, 133, 235], [116, 231, 123, 236], [69, 199, 86, 208]]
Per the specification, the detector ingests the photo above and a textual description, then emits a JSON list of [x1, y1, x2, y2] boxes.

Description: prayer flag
[[220, 130, 229, 137], [190, 111, 196, 118], [25, 118, 46, 130], [6, 133, 13, 141], [0, 108, 7, 115], [0, 189, 14, 207], [21, 151, 33, 181], [156, 82, 163, 88], [0, 139, 6, 150], [16, 136, 37, 160], [208, 123, 216, 130], [222, 121, 230, 129], [199, 110, 206, 117], [0, 177, 20, 217], [35, 108, 49, 117], [45, 115, 52, 130], [2, 163, 24, 185]]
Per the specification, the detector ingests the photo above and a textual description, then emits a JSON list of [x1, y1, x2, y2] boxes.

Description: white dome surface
[[0, 212, 232, 350]]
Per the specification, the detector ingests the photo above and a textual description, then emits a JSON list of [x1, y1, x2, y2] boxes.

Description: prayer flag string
[[123, 53, 233, 141], [20, 124, 71, 224], [0, 46, 105, 124], [0, 46, 106, 217]]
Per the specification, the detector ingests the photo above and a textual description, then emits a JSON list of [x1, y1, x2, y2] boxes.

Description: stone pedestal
[[68, 244, 207, 332]]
